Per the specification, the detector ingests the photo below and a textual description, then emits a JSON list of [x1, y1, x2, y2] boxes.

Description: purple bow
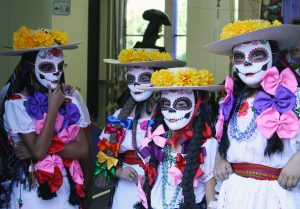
[[59, 102, 81, 129], [253, 85, 296, 114], [220, 92, 234, 121], [26, 92, 48, 120], [139, 145, 164, 162]]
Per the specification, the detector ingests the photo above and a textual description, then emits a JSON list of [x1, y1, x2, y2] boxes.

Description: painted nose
[[134, 82, 140, 86], [244, 61, 252, 66], [168, 107, 176, 113], [53, 72, 60, 76]]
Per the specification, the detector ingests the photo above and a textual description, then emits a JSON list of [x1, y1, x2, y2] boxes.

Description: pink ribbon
[[36, 154, 64, 173], [169, 166, 199, 187], [137, 175, 148, 209], [35, 113, 64, 135], [58, 124, 80, 144], [215, 109, 225, 142], [141, 124, 166, 148], [257, 108, 299, 139], [140, 120, 148, 130], [261, 67, 297, 95], [69, 160, 84, 185], [221, 76, 234, 104]]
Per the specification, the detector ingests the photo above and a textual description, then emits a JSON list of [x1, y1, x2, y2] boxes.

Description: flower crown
[[117, 48, 172, 63], [13, 26, 69, 49], [220, 19, 282, 40], [151, 68, 214, 87]]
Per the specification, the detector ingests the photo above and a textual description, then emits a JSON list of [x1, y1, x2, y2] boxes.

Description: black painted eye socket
[[173, 97, 192, 110], [249, 49, 268, 62], [161, 98, 171, 111], [127, 74, 135, 85], [58, 61, 64, 72], [233, 51, 245, 64], [138, 72, 151, 84], [39, 62, 55, 73]]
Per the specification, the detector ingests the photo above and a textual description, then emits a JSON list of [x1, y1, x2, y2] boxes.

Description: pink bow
[[140, 120, 148, 130], [221, 76, 234, 104], [261, 67, 297, 95], [257, 108, 299, 139], [137, 175, 148, 209], [169, 166, 199, 187], [69, 160, 84, 185], [36, 154, 64, 173], [58, 124, 80, 144], [141, 124, 166, 148], [35, 113, 64, 135], [215, 109, 225, 142]]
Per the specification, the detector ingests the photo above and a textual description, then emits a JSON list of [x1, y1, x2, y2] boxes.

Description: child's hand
[[278, 152, 300, 190], [214, 152, 232, 180]]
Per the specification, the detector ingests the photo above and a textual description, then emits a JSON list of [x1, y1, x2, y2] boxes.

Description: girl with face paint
[[0, 27, 91, 209], [134, 67, 223, 209], [95, 49, 186, 209], [205, 20, 300, 209]]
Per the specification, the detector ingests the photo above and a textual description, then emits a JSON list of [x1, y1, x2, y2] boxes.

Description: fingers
[[48, 84, 52, 94], [225, 163, 233, 175], [54, 84, 61, 93], [119, 167, 138, 182], [286, 176, 294, 191], [278, 173, 288, 189]]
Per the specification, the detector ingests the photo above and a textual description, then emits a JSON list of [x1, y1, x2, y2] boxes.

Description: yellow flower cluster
[[13, 26, 69, 49], [118, 49, 172, 63], [151, 68, 214, 87], [220, 19, 282, 40]]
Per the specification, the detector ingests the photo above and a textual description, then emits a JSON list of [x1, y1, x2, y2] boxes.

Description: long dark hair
[[135, 91, 217, 209], [219, 41, 300, 159]]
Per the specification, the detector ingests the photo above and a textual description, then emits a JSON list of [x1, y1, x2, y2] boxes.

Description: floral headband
[[117, 48, 172, 63], [151, 68, 215, 87], [13, 26, 69, 49]]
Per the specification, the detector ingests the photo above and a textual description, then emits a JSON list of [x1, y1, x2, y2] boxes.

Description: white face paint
[[161, 90, 195, 130], [35, 48, 64, 89], [127, 67, 154, 102], [233, 40, 272, 87]]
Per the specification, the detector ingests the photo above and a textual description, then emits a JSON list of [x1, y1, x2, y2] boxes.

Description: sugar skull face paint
[[35, 48, 64, 89], [127, 66, 154, 102], [233, 40, 272, 87], [161, 90, 195, 130]]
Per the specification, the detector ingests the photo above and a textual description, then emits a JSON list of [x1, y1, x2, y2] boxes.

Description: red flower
[[238, 101, 249, 117], [50, 48, 63, 57]]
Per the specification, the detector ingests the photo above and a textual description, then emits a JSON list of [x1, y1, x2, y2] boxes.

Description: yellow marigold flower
[[220, 19, 282, 40], [151, 69, 174, 87], [174, 69, 196, 86], [13, 26, 32, 49], [197, 69, 214, 85], [51, 29, 69, 45], [118, 49, 172, 63]]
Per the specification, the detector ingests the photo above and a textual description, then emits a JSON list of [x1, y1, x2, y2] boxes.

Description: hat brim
[[1, 41, 83, 56], [136, 85, 224, 92], [204, 24, 300, 56], [103, 58, 186, 68]]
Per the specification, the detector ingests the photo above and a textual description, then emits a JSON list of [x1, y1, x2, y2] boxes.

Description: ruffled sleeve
[[3, 95, 35, 134], [199, 137, 218, 183]]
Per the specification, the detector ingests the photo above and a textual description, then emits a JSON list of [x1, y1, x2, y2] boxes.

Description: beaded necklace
[[162, 131, 181, 209], [229, 95, 257, 141]]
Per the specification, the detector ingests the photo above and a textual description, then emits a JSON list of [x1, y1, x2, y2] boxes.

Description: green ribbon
[[94, 161, 116, 181]]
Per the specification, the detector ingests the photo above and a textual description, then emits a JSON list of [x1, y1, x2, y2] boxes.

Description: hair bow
[[58, 124, 80, 144], [137, 175, 148, 209], [141, 124, 167, 148], [97, 138, 120, 157], [106, 115, 133, 129], [219, 76, 235, 121], [253, 86, 296, 114], [139, 145, 165, 161], [261, 67, 297, 95], [96, 151, 118, 170], [36, 154, 64, 173], [94, 161, 116, 181], [35, 113, 64, 134], [215, 110, 225, 142], [142, 163, 157, 186], [47, 136, 65, 154], [69, 160, 84, 185], [104, 123, 125, 143], [257, 108, 299, 139]]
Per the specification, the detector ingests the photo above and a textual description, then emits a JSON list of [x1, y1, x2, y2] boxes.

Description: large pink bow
[[141, 124, 166, 148], [169, 166, 200, 187], [69, 160, 84, 185], [36, 154, 64, 173], [257, 108, 299, 139], [35, 113, 64, 135], [137, 175, 148, 209], [58, 124, 80, 144], [261, 67, 297, 95], [215, 109, 225, 142], [221, 76, 234, 104]]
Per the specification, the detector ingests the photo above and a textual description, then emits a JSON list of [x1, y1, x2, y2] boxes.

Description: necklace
[[229, 95, 257, 141], [162, 132, 181, 209]]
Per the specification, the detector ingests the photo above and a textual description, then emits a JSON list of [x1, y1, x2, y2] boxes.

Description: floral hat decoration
[[136, 67, 224, 92], [103, 48, 186, 68], [205, 19, 300, 56], [2, 26, 82, 56]]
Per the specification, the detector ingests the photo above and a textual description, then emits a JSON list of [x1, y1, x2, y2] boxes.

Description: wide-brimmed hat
[[136, 67, 224, 92], [205, 20, 300, 56], [1, 26, 82, 56], [103, 48, 186, 68]]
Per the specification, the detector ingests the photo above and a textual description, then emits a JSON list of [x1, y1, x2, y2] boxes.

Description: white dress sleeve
[[3, 96, 35, 134], [98, 109, 121, 140], [199, 137, 218, 183]]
